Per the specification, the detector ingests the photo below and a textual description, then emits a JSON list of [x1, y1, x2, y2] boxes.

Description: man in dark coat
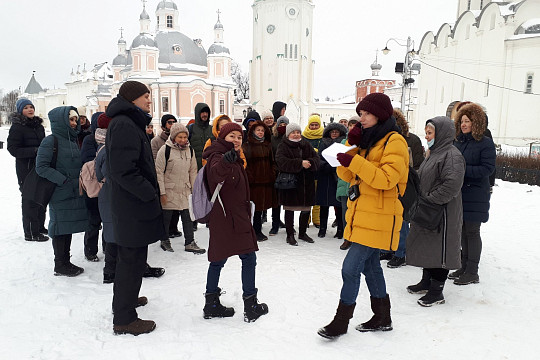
[[106, 81, 165, 336], [188, 103, 213, 170], [272, 101, 286, 123], [7, 98, 48, 241]]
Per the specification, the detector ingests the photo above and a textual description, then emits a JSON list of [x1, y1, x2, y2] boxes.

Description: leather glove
[[336, 153, 354, 167], [347, 123, 363, 146], [223, 149, 238, 163]]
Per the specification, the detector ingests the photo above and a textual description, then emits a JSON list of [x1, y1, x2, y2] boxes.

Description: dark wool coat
[[77, 121, 92, 148], [35, 106, 89, 236], [405, 132, 424, 170], [316, 123, 347, 207], [203, 138, 258, 262], [407, 117, 465, 269], [242, 121, 278, 211], [271, 129, 285, 156], [105, 95, 165, 248], [275, 138, 320, 207], [79, 112, 102, 163], [7, 112, 46, 187], [96, 144, 115, 243], [189, 103, 214, 170]]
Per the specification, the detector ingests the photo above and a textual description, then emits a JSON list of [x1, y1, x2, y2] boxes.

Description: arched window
[[167, 15, 173, 28]]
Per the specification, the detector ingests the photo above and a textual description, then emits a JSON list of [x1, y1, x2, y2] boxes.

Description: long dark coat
[[405, 132, 424, 170], [189, 103, 214, 170], [7, 112, 46, 188], [35, 106, 89, 236], [95, 144, 114, 244], [80, 112, 102, 163], [275, 138, 320, 207], [316, 123, 347, 207], [407, 117, 465, 269], [105, 95, 165, 248], [203, 138, 258, 262], [453, 133, 496, 223], [242, 121, 278, 211]]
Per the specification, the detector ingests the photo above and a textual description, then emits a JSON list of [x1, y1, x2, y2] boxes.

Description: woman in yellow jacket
[[318, 93, 409, 339]]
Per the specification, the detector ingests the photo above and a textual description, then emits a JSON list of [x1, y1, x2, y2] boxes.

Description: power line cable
[[417, 59, 540, 96]]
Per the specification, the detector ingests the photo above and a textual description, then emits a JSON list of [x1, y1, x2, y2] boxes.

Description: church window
[[290, 44, 293, 59], [157, 16, 160, 25], [167, 15, 173, 28], [525, 73, 534, 94], [162, 97, 169, 112], [284, 44, 288, 58], [295, 45, 298, 59], [220, 100, 225, 114]]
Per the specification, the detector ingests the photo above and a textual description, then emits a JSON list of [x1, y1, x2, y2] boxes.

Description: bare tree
[[231, 61, 249, 102], [1, 90, 20, 113]]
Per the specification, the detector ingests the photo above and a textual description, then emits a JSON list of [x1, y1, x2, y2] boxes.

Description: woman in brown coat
[[202, 122, 268, 323], [242, 121, 277, 241], [275, 123, 320, 246]]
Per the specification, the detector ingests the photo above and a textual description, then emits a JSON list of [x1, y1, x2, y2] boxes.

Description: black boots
[[355, 294, 393, 332], [203, 288, 235, 319], [418, 279, 446, 307], [407, 269, 431, 294], [53, 236, 84, 277], [243, 293, 269, 323], [318, 301, 356, 339], [298, 211, 314, 243]]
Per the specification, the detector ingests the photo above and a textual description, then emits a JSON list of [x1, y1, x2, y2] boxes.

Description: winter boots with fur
[[355, 294, 393, 332], [203, 288, 235, 319], [243, 293, 269, 323], [317, 301, 356, 339]]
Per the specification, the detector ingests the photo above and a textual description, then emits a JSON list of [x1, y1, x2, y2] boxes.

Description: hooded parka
[[406, 117, 465, 269], [189, 103, 214, 169], [105, 95, 165, 248], [336, 118, 409, 251], [242, 121, 277, 211], [316, 123, 347, 207], [203, 138, 258, 262], [35, 106, 89, 236]]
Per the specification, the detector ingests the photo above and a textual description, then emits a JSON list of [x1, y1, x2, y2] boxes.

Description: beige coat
[[155, 139, 198, 210]]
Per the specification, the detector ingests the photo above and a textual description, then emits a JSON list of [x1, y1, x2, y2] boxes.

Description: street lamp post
[[382, 36, 415, 114]]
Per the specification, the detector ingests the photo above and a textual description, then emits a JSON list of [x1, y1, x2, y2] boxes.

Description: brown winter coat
[[151, 129, 168, 160], [203, 138, 258, 262], [155, 139, 198, 211], [275, 138, 320, 207], [242, 121, 278, 211]]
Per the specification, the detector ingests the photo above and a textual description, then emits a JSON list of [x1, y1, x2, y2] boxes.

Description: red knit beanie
[[218, 122, 243, 139], [356, 93, 393, 122], [97, 113, 113, 129]]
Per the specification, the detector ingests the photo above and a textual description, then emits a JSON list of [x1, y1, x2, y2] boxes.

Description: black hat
[[161, 114, 177, 128], [119, 81, 150, 102]]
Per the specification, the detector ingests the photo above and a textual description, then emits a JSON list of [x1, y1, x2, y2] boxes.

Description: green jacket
[[336, 139, 350, 200]]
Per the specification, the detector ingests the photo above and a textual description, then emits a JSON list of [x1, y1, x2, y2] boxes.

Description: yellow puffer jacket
[[337, 131, 409, 251]]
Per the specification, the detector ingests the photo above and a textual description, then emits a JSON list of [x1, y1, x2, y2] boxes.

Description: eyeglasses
[[167, 120, 177, 125]]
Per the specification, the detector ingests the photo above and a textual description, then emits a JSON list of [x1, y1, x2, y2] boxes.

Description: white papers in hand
[[321, 143, 357, 167]]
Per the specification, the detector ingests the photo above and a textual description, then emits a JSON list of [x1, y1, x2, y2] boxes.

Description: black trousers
[[84, 197, 102, 257], [319, 206, 343, 231], [112, 245, 148, 325], [169, 210, 180, 233], [21, 196, 46, 236], [163, 209, 194, 245], [104, 242, 118, 276], [461, 221, 482, 274]]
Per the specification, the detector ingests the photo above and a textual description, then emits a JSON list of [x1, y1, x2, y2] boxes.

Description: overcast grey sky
[[0, 0, 456, 100]]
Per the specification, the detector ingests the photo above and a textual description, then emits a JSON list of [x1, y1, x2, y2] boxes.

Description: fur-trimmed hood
[[322, 122, 347, 139], [455, 102, 486, 141], [8, 112, 44, 128]]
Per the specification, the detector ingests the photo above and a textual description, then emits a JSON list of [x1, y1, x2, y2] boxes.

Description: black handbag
[[22, 136, 58, 209], [274, 172, 298, 190], [411, 197, 446, 231]]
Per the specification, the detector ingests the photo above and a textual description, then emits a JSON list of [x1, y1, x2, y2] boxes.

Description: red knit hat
[[97, 113, 113, 129], [356, 93, 393, 122], [218, 122, 243, 139]]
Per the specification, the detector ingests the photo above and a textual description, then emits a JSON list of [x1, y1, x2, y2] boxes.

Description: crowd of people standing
[[7, 82, 495, 339]]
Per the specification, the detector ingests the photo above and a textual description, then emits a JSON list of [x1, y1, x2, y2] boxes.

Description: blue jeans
[[206, 252, 257, 297], [340, 243, 387, 305], [395, 221, 409, 258]]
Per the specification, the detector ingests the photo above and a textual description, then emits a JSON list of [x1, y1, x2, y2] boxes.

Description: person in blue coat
[[36, 106, 89, 277], [452, 102, 496, 285]]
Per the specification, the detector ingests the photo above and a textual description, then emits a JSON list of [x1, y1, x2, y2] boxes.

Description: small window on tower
[[167, 15, 173, 28], [525, 73, 534, 94], [162, 97, 169, 112], [220, 100, 225, 114], [157, 16, 160, 25]]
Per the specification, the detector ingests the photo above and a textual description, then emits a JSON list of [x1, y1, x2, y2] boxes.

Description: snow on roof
[[158, 62, 208, 72], [519, 18, 540, 28]]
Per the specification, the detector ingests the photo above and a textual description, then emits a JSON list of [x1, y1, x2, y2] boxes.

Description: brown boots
[[355, 294, 393, 332], [113, 318, 156, 336], [317, 301, 356, 339]]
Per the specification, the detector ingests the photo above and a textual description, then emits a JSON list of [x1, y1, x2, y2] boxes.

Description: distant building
[[356, 54, 396, 102]]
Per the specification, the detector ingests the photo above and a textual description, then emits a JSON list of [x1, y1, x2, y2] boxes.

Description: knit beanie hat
[[260, 109, 274, 120], [307, 114, 321, 127], [169, 122, 189, 141], [94, 128, 107, 145], [219, 122, 243, 139], [77, 106, 87, 118], [276, 116, 290, 127], [161, 114, 177, 128], [285, 123, 302, 138], [356, 93, 393, 122], [119, 81, 150, 102], [97, 113, 113, 129], [16, 98, 34, 114]]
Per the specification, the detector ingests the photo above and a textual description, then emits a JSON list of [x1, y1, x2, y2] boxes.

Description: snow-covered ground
[[1, 135, 539, 359]]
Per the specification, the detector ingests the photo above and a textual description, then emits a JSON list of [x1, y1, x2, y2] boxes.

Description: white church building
[[415, 0, 540, 146]]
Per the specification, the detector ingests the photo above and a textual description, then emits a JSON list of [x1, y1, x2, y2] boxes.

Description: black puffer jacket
[[188, 103, 213, 170], [105, 95, 165, 248], [7, 112, 46, 187]]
